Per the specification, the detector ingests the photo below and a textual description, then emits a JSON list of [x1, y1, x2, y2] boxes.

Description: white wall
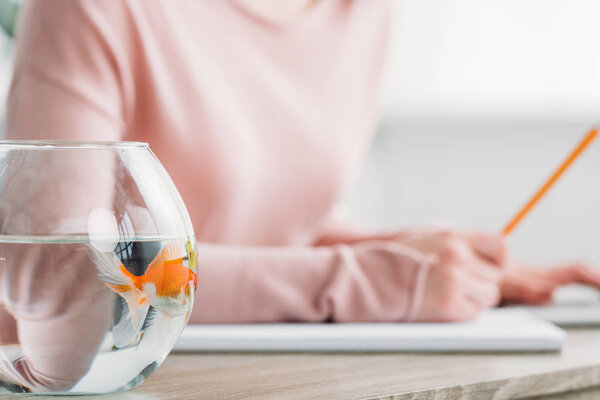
[[356, 3, 600, 267], [344, 120, 600, 266], [381, 0, 600, 120]]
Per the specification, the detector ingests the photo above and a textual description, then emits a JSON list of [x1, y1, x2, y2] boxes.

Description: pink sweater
[[2, 0, 436, 379]]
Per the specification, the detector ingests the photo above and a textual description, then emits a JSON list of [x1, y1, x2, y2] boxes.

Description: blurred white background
[[354, 0, 600, 266], [381, 0, 600, 120], [0, 1, 598, 265], [343, 120, 600, 266]]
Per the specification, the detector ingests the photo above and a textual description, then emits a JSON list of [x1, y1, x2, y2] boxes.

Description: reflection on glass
[[0, 142, 197, 394]]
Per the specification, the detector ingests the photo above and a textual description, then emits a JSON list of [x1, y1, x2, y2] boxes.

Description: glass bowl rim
[[0, 140, 149, 149]]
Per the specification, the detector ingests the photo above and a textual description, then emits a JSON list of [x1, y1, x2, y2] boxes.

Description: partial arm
[[191, 241, 432, 323]]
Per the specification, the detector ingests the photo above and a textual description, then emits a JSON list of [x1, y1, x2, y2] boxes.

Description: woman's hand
[[501, 261, 600, 305], [396, 228, 600, 321], [396, 230, 507, 322]]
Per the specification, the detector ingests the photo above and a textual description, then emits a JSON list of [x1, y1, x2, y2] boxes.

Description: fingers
[[439, 235, 503, 314], [414, 260, 500, 322], [542, 263, 600, 289], [500, 262, 600, 305], [501, 272, 554, 305], [436, 235, 502, 286], [464, 231, 507, 266], [463, 272, 502, 308], [465, 259, 502, 283], [441, 266, 501, 320], [398, 229, 507, 269]]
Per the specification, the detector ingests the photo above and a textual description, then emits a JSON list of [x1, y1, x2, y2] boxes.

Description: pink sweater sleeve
[[6, 0, 128, 142], [191, 241, 432, 323]]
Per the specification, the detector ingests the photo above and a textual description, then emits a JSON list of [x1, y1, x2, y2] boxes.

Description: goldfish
[[90, 239, 198, 332]]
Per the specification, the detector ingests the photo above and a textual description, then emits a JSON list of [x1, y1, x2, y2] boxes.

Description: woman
[[1, 0, 599, 391]]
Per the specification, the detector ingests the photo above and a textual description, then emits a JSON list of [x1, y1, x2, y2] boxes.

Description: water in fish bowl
[[0, 234, 197, 394]]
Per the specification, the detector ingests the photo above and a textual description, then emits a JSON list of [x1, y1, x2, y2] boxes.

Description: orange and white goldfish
[[91, 239, 198, 331]]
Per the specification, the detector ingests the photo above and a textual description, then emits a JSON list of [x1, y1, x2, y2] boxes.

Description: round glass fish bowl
[[0, 141, 197, 394]]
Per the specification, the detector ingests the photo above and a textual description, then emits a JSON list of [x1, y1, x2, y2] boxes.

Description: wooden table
[[7, 328, 600, 400]]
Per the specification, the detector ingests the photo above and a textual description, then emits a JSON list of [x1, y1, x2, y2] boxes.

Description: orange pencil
[[502, 127, 598, 236]]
